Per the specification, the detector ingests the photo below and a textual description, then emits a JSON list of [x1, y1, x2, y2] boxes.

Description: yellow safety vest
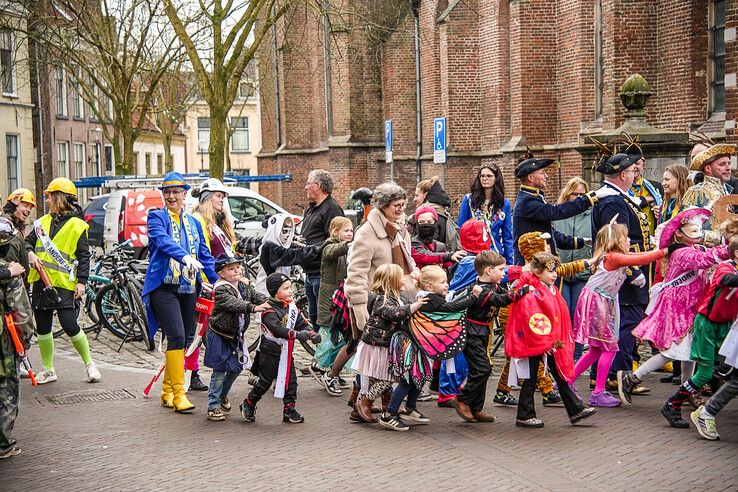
[[27, 214, 89, 291]]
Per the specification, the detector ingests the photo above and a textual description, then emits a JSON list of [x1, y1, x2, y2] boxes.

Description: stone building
[[256, 0, 737, 213]]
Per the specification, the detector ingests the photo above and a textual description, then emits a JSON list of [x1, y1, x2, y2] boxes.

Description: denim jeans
[[706, 376, 738, 416], [387, 377, 419, 415], [304, 274, 321, 327], [207, 370, 240, 410]]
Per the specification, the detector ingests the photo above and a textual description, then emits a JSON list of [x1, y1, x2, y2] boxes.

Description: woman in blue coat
[[143, 172, 218, 413], [457, 164, 513, 264]]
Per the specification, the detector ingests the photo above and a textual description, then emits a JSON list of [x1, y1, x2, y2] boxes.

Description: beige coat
[[345, 208, 416, 330]]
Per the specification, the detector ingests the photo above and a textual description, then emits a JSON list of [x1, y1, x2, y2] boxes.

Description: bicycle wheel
[[96, 284, 142, 341], [127, 283, 153, 350]]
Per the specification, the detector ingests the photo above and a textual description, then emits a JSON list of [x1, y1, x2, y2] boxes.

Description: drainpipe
[[272, 5, 282, 149], [412, 0, 422, 183]]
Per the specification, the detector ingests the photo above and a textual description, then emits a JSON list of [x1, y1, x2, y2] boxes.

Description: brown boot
[[472, 410, 496, 423], [452, 398, 475, 422], [349, 410, 364, 422], [354, 397, 378, 423], [347, 385, 359, 408]]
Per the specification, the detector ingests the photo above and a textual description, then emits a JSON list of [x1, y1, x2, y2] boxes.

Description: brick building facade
[[257, 0, 737, 214]]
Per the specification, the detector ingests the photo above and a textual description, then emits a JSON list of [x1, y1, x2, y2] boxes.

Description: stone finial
[[618, 74, 652, 117]]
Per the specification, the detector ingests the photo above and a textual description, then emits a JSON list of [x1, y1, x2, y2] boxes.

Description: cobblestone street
[[2, 333, 736, 490]]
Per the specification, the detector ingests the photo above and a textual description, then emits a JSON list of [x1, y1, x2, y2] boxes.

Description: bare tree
[[162, 0, 300, 179], [28, 0, 184, 175]]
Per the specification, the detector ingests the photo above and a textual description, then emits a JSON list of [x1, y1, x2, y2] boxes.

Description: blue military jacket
[[590, 182, 651, 306], [512, 185, 594, 265]]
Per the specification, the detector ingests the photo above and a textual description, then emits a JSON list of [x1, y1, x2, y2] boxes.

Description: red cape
[[504, 272, 575, 382]]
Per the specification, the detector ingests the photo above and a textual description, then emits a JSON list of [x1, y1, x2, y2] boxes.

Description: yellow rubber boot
[[166, 349, 195, 413], [160, 362, 174, 408]]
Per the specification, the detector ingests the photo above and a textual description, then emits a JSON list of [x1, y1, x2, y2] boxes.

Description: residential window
[[157, 153, 163, 174], [104, 144, 113, 173], [238, 81, 253, 99], [55, 67, 67, 117], [132, 151, 139, 171], [6, 134, 19, 192], [73, 143, 85, 179], [93, 143, 101, 176], [231, 117, 249, 152], [198, 117, 210, 153], [71, 66, 84, 119], [145, 152, 151, 175], [0, 30, 15, 95], [709, 0, 726, 114], [57, 141, 69, 177], [594, 0, 604, 119]]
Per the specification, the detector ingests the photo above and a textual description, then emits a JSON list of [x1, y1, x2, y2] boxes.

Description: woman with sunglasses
[[143, 172, 218, 414], [457, 164, 513, 264]]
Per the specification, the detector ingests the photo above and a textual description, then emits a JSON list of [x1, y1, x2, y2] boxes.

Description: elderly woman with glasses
[[143, 172, 218, 414], [457, 164, 513, 264]]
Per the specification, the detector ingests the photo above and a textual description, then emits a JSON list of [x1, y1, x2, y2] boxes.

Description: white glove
[[594, 187, 619, 199], [182, 255, 204, 271], [630, 273, 646, 288]]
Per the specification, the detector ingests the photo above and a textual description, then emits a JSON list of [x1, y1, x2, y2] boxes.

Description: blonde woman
[[660, 164, 691, 224], [192, 178, 236, 258], [552, 177, 593, 360]]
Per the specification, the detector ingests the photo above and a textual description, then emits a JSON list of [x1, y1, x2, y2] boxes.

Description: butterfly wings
[[409, 310, 467, 360]]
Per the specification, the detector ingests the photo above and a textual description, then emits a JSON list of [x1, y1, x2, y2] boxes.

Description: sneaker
[[617, 370, 637, 405], [379, 413, 409, 432], [631, 384, 651, 395], [239, 400, 256, 422], [401, 407, 430, 424], [570, 384, 583, 403], [86, 362, 101, 383], [36, 369, 57, 385], [660, 403, 689, 428], [0, 446, 21, 459], [570, 407, 597, 424], [542, 390, 563, 407], [416, 390, 436, 402], [588, 390, 622, 407], [337, 376, 351, 389], [493, 391, 518, 406], [671, 376, 682, 385], [308, 363, 325, 382], [207, 407, 226, 421], [283, 408, 305, 423], [516, 418, 544, 428], [320, 373, 343, 397], [691, 406, 719, 441], [220, 397, 231, 412]]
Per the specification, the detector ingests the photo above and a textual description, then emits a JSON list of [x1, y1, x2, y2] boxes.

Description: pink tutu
[[573, 286, 619, 352], [351, 341, 391, 381]]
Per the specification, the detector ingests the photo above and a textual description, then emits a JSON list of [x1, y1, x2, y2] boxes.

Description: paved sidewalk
[[2, 345, 736, 491]]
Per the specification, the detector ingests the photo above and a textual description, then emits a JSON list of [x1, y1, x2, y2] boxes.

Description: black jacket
[[259, 242, 322, 277], [300, 196, 344, 275], [465, 281, 517, 336], [419, 291, 478, 314], [361, 294, 412, 347], [259, 298, 312, 356], [208, 280, 268, 340]]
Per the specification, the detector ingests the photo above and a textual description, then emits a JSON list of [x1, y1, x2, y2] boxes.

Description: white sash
[[262, 302, 298, 398], [645, 269, 700, 315], [33, 218, 77, 281]]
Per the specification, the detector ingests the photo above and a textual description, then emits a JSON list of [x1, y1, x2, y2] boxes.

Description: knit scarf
[[163, 210, 198, 294], [385, 221, 411, 274]]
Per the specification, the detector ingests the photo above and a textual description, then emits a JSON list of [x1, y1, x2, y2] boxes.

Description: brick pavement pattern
[[2, 339, 736, 490]]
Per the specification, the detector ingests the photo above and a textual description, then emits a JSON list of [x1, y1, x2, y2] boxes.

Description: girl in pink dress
[[572, 222, 666, 407], [617, 208, 727, 405]]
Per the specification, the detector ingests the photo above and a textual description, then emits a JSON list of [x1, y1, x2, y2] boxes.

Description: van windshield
[[229, 196, 278, 222]]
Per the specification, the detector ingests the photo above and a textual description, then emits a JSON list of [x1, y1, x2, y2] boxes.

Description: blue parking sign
[[384, 120, 393, 163], [433, 117, 446, 164]]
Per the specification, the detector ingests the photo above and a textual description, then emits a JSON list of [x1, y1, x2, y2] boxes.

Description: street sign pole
[[384, 119, 394, 180]]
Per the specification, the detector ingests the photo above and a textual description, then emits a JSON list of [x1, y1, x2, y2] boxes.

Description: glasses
[[162, 188, 184, 196], [389, 202, 406, 210]]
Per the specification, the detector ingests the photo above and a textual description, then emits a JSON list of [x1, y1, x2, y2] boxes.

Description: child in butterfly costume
[[506, 252, 598, 428], [381, 266, 482, 431]]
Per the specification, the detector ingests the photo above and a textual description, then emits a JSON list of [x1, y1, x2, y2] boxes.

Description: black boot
[[429, 366, 440, 393], [189, 371, 208, 391]]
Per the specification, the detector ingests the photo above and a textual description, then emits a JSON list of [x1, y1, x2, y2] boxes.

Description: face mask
[[417, 223, 436, 240], [280, 226, 292, 244]]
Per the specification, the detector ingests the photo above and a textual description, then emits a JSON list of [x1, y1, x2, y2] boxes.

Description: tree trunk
[[208, 107, 227, 179], [163, 133, 174, 172]]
